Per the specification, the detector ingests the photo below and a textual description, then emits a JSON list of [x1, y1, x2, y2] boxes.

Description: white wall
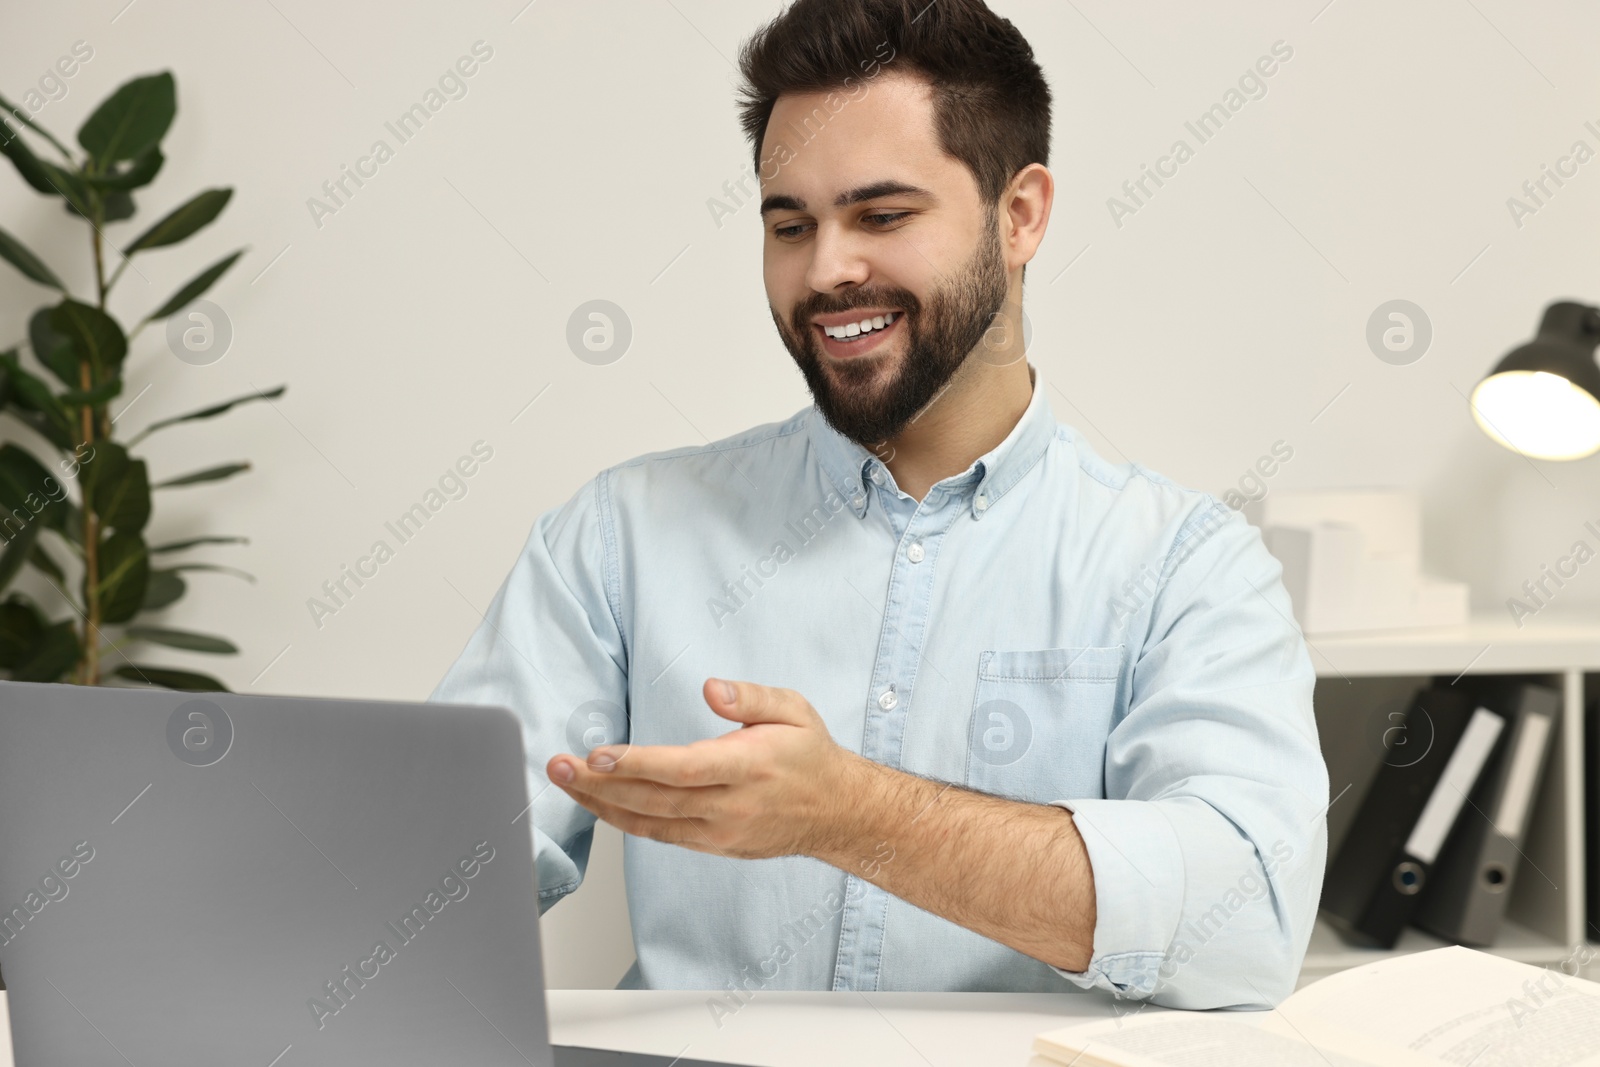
[[2, 0, 1597, 988]]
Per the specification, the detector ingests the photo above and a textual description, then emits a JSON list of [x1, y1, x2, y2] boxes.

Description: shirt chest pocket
[[963, 645, 1125, 804]]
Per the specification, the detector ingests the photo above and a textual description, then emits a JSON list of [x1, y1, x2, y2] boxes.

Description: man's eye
[[772, 212, 910, 239]]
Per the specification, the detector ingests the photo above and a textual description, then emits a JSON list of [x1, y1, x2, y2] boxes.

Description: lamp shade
[[1471, 301, 1600, 460]]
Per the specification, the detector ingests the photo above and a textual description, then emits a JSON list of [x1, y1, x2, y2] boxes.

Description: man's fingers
[[564, 787, 710, 850], [553, 758, 725, 819], [585, 739, 740, 787], [704, 677, 811, 727]]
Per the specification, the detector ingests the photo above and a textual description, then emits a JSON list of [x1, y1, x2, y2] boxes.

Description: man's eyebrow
[[758, 180, 937, 218]]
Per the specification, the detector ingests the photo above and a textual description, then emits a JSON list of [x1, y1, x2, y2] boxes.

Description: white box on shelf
[[1244, 488, 1422, 570], [1247, 489, 1468, 635]]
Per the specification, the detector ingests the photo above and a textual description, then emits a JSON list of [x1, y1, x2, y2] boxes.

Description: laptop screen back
[[0, 680, 553, 1067]]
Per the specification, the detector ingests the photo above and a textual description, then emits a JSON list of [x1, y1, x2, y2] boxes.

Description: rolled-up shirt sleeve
[[429, 470, 629, 916], [1046, 495, 1329, 1010]]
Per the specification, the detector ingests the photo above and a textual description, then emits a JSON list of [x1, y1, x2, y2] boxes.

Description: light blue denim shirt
[[429, 362, 1328, 1010]]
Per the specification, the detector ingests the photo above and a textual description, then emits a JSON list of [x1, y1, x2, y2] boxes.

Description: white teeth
[[823, 311, 897, 339]]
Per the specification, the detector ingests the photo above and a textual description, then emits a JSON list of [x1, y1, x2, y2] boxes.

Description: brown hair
[[734, 0, 1052, 209]]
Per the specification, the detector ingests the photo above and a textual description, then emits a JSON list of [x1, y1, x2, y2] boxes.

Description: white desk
[[547, 990, 1249, 1066]]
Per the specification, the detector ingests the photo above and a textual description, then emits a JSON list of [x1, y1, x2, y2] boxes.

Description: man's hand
[[547, 678, 864, 860], [549, 677, 1099, 973]]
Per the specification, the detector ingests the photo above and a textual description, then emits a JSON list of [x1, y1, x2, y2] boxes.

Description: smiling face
[[759, 72, 1015, 449]]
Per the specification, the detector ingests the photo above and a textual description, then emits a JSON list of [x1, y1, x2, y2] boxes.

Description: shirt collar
[[807, 361, 1057, 521]]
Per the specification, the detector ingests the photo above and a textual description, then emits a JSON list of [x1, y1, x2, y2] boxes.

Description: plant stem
[[78, 369, 100, 686], [105, 255, 129, 295], [92, 214, 106, 306], [78, 206, 108, 687]]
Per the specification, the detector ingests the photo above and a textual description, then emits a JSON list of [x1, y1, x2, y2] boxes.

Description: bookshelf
[[1296, 608, 1600, 988]]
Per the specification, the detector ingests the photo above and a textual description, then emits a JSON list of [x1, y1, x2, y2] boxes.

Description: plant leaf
[[0, 348, 71, 415], [113, 664, 228, 692], [50, 299, 127, 381], [0, 94, 72, 159], [40, 162, 94, 217], [77, 72, 176, 166], [100, 189, 135, 222], [151, 535, 248, 553], [0, 521, 42, 592], [141, 568, 185, 610], [130, 384, 286, 444], [93, 531, 149, 624], [29, 541, 65, 584], [0, 115, 60, 194], [0, 226, 63, 288], [0, 350, 75, 449], [0, 443, 64, 532], [58, 500, 84, 545], [84, 145, 163, 191], [89, 442, 150, 533], [167, 561, 254, 583], [29, 307, 77, 386], [61, 379, 123, 408], [126, 188, 231, 253], [146, 249, 242, 322], [124, 624, 237, 654], [11, 620, 78, 682], [153, 461, 249, 489], [3, 411, 73, 453], [0, 596, 45, 670]]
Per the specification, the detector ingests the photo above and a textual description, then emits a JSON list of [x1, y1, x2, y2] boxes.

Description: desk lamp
[[1471, 300, 1600, 460]]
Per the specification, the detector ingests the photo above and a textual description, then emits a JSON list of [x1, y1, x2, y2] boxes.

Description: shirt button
[[869, 466, 885, 485], [851, 494, 865, 510], [907, 541, 925, 563], [878, 688, 898, 710], [974, 493, 989, 512]]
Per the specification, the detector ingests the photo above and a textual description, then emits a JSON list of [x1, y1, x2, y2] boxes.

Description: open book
[[1033, 946, 1600, 1067]]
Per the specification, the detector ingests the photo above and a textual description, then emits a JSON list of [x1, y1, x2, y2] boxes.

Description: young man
[[432, 0, 1327, 1010]]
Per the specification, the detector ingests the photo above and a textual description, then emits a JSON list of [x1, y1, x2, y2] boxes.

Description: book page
[[1276, 946, 1600, 1066], [1033, 1013, 1426, 1067], [1034, 948, 1600, 1067]]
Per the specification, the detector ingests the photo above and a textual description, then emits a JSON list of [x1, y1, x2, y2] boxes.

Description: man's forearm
[[810, 751, 1097, 972]]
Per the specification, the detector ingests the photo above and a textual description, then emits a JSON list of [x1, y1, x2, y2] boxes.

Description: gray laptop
[[0, 680, 746, 1066]]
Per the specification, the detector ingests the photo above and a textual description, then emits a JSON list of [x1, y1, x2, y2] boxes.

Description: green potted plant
[[0, 71, 284, 691]]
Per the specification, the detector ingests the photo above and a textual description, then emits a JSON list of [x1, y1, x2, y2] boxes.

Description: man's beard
[[772, 211, 1011, 450]]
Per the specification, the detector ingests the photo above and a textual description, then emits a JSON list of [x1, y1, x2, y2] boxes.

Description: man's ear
[[1002, 163, 1054, 273]]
